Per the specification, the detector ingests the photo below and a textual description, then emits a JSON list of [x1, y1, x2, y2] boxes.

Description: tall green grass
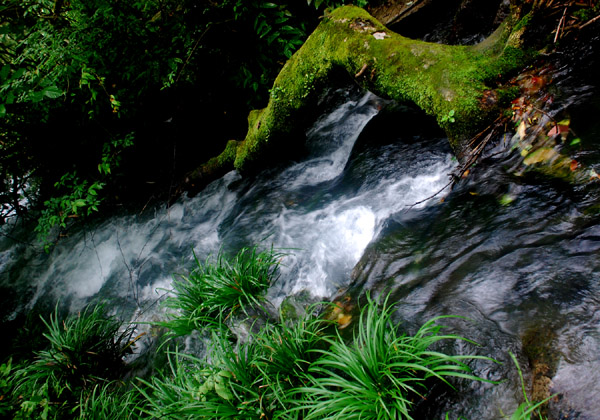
[[137, 335, 264, 419], [9, 304, 138, 419], [295, 295, 496, 420], [1, 245, 556, 419], [163, 245, 285, 335], [75, 381, 143, 420], [255, 312, 331, 419], [140, 295, 499, 420]]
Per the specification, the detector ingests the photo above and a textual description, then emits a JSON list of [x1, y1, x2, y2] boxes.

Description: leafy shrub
[[0, 359, 18, 418], [34, 132, 134, 249]]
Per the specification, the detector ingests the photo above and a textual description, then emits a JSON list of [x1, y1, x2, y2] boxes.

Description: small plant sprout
[[441, 109, 456, 123]]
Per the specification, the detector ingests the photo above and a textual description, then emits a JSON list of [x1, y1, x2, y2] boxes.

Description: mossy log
[[185, 4, 531, 193]]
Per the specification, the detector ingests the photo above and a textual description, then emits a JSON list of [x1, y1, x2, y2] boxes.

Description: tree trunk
[[185, 3, 532, 193]]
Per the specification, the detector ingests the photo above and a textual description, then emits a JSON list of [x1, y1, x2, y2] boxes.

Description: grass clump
[[138, 336, 265, 419], [1, 246, 555, 419], [506, 352, 554, 420], [255, 312, 331, 419], [296, 295, 495, 420], [8, 304, 138, 419], [141, 294, 497, 420], [164, 245, 285, 335], [138, 315, 330, 420]]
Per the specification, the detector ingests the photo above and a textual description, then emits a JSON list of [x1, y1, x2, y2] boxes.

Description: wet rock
[[521, 325, 560, 418]]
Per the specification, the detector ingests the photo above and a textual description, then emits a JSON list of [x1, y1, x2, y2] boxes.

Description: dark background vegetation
[[1, 0, 598, 243], [0, 0, 368, 243]]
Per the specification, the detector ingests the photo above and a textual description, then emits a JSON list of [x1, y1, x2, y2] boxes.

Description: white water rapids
[[0, 87, 455, 324]]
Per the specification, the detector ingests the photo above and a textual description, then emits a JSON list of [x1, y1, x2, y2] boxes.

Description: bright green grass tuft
[[143, 294, 497, 420], [137, 334, 265, 419], [164, 245, 285, 335], [295, 295, 496, 420], [10, 304, 137, 419], [255, 311, 332, 419]]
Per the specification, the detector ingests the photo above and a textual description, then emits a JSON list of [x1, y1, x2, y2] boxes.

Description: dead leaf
[[570, 160, 579, 172], [337, 313, 352, 329], [523, 147, 558, 165], [517, 121, 527, 140], [547, 123, 569, 138]]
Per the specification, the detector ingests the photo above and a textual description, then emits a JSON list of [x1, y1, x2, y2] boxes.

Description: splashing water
[[0, 87, 455, 324]]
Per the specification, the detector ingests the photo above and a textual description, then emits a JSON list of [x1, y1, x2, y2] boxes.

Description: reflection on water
[[348, 143, 600, 419]]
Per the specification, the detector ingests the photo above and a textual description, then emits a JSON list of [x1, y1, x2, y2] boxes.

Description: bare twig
[[529, 104, 579, 138], [580, 13, 600, 29], [175, 24, 212, 85], [405, 118, 502, 210], [405, 179, 453, 210], [354, 63, 368, 78], [554, 6, 568, 43], [117, 230, 139, 305]]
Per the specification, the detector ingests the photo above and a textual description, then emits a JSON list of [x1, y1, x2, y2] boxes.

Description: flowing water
[[2, 57, 600, 418]]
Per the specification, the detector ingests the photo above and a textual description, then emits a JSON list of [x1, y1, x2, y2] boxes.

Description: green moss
[[199, 139, 238, 176], [512, 11, 533, 34], [185, 140, 239, 192], [192, 5, 536, 184], [497, 85, 521, 106]]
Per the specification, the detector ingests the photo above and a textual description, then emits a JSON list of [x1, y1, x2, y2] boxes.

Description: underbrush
[[1, 304, 140, 419], [1, 245, 551, 419]]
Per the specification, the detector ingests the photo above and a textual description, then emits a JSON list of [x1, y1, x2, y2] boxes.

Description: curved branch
[[185, 4, 532, 192]]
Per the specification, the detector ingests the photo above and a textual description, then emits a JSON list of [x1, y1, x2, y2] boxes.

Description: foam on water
[[0, 88, 455, 323]]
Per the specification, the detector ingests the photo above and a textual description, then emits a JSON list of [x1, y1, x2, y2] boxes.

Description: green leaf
[[10, 68, 25, 82], [570, 137, 581, 146], [0, 104, 6, 117], [42, 86, 63, 99], [29, 91, 44, 103], [214, 382, 233, 400], [0, 65, 9, 81]]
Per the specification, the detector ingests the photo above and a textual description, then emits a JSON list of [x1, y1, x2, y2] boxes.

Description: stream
[[2, 59, 600, 418]]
